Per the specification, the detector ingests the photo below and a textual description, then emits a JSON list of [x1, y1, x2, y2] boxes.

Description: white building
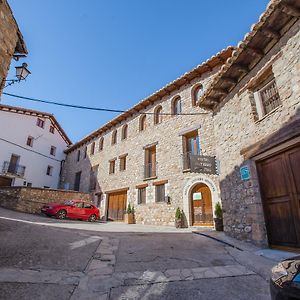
[[0, 104, 71, 188]]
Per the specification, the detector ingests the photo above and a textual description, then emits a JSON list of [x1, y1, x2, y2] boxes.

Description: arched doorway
[[190, 183, 213, 226]]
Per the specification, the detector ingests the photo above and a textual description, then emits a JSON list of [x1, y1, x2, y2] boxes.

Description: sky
[[3, 0, 269, 143]]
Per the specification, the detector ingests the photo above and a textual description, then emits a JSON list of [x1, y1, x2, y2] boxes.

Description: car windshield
[[64, 200, 74, 206]]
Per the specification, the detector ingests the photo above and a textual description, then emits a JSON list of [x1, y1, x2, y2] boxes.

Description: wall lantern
[[4, 63, 31, 88]]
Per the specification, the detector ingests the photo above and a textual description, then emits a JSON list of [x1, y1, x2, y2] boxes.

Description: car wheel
[[56, 210, 67, 220], [89, 214, 97, 222]]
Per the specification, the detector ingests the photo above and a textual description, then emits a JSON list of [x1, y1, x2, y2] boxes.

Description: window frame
[[154, 105, 163, 125], [111, 130, 117, 145], [139, 114, 146, 132], [171, 96, 182, 115], [90, 142, 95, 155], [155, 184, 165, 203], [109, 159, 116, 174], [119, 154, 128, 171], [76, 150, 81, 162], [26, 136, 34, 147], [121, 124, 128, 140], [49, 125, 55, 134], [50, 146, 56, 156], [138, 187, 146, 205], [99, 137, 104, 151], [36, 118, 45, 128], [46, 165, 53, 176], [192, 84, 204, 106]]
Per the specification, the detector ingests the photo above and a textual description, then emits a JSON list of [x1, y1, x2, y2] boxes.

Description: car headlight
[[271, 263, 288, 282]]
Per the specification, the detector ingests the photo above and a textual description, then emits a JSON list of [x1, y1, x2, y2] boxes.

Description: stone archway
[[183, 175, 219, 226]]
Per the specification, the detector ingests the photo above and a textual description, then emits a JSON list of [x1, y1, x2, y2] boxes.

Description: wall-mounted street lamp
[[4, 63, 31, 88]]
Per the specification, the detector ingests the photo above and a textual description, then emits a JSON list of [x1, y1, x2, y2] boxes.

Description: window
[[36, 118, 45, 128], [44, 186, 50, 189], [192, 84, 204, 106], [90, 142, 95, 155], [74, 202, 84, 208], [172, 96, 182, 115], [111, 130, 117, 145], [84, 146, 87, 159], [89, 165, 98, 191], [109, 159, 116, 174], [253, 77, 281, 119], [99, 137, 104, 151], [74, 171, 81, 191], [46, 165, 53, 176], [119, 154, 127, 171], [27, 182, 32, 187], [84, 203, 93, 209], [182, 130, 200, 170], [49, 125, 55, 134], [154, 105, 163, 125], [138, 187, 146, 204], [121, 124, 128, 140], [26, 136, 34, 147], [155, 184, 165, 203], [139, 114, 146, 132], [76, 150, 81, 162], [50, 146, 56, 156], [144, 145, 156, 178]]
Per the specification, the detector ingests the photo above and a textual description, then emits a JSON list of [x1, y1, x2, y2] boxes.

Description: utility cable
[[2, 92, 209, 116]]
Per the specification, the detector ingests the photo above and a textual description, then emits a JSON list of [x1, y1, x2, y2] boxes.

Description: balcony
[[2, 161, 26, 177], [144, 162, 157, 179]]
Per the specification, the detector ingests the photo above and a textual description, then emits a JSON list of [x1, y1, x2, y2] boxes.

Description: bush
[[127, 203, 132, 214], [214, 202, 223, 219], [175, 207, 182, 219]]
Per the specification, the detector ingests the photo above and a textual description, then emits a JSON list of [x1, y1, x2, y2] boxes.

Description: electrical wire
[[0, 138, 62, 162], [2, 92, 209, 116]]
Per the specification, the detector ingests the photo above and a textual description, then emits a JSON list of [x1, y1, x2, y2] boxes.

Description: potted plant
[[175, 207, 183, 228], [124, 203, 135, 224], [214, 202, 223, 231]]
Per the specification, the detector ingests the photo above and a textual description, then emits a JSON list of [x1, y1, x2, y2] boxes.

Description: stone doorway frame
[[183, 175, 219, 226]]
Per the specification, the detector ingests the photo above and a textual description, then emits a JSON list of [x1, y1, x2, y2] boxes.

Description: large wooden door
[[257, 144, 300, 248], [191, 183, 213, 226], [107, 191, 127, 221]]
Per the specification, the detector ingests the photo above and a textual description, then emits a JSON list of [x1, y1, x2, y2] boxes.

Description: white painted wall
[[0, 110, 69, 188]]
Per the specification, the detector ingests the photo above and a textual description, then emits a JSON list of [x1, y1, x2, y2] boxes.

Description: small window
[[139, 114, 146, 132], [144, 145, 156, 178], [84, 146, 87, 159], [49, 125, 55, 134], [172, 96, 182, 115], [74, 202, 84, 208], [90, 142, 95, 155], [26, 136, 34, 147], [121, 124, 128, 140], [111, 130, 117, 145], [99, 137, 104, 151], [50, 146, 56, 156], [182, 130, 200, 170], [119, 155, 127, 171], [155, 184, 165, 203], [138, 187, 146, 205], [46, 165, 53, 176], [192, 84, 204, 106], [84, 203, 93, 209], [74, 171, 81, 191], [27, 182, 32, 187], [36, 118, 45, 128], [109, 159, 116, 174], [76, 150, 81, 162], [44, 186, 50, 189], [154, 105, 163, 125]]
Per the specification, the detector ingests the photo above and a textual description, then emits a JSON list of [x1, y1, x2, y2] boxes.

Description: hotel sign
[[190, 155, 218, 175]]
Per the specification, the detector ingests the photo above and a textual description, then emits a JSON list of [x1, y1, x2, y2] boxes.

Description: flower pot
[[125, 213, 134, 224], [175, 218, 182, 228], [214, 217, 223, 231]]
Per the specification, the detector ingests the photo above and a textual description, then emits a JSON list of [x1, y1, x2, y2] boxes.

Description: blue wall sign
[[240, 165, 251, 181]]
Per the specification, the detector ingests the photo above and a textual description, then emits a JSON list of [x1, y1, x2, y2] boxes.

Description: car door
[[68, 202, 85, 219], [83, 202, 94, 219]]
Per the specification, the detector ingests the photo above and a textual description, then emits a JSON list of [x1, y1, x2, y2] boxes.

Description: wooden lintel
[[261, 28, 281, 40], [135, 183, 148, 189], [280, 3, 300, 17], [247, 46, 264, 57], [222, 76, 238, 84], [153, 179, 168, 186]]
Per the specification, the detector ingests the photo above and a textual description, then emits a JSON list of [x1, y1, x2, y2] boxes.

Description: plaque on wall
[[190, 155, 217, 175], [193, 192, 202, 200]]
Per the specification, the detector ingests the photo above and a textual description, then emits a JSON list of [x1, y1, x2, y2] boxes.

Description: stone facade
[[0, 0, 27, 94], [62, 54, 231, 226], [0, 187, 91, 214]]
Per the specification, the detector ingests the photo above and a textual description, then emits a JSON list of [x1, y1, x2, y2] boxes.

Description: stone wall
[[0, 187, 91, 214], [62, 66, 222, 226], [0, 0, 24, 94], [213, 20, 300, 246]]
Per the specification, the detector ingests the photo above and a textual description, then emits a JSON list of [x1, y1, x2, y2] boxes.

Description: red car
[[41, 200, 100, 222]]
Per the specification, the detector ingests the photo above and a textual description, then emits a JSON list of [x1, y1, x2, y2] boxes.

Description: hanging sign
[[190, 155, 218, 175]]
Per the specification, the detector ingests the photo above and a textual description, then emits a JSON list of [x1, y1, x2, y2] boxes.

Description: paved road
[[0, 208, 271, 299]]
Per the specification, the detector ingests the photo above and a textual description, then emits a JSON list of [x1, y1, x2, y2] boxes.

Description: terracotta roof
[[65, 46, 234, 153], [0, 104, 71, 145], [198, 0, 300, 109]]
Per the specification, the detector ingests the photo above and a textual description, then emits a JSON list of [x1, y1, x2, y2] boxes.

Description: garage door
[[0, 176, 12, 187], [257, 144, 300, 248], [107, 191, 127, 221]]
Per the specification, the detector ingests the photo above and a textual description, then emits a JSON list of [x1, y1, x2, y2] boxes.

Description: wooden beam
[[214, 88, 228, 95], [247, 46, 264, 57], [280, 3, 300, 17], [260, 28, 281, 40], [222, 76, 238, 84], [232, 63, 249, 73], [207, 96, 220, 103]]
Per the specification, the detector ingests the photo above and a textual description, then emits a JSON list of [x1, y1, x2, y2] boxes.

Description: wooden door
[[107, 192, 127, 221], [257, 144, 300, 248], [0, 176, 12, 187], [191, 183, 213, 226], [8, 154, 19, 173]]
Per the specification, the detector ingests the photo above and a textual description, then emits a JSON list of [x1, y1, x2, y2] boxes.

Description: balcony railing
[[144, 162, 157, 179], [2, 161, 26, 177], [182, 152, 193, 170]]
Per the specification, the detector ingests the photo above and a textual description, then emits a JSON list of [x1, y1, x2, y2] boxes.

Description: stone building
[[0, 0, 27, 95], [199, 0, 300, 247], [62, 47, 234, 226]]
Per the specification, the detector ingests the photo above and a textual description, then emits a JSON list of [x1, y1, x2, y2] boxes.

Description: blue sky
[[3, 0, 269, 143]]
